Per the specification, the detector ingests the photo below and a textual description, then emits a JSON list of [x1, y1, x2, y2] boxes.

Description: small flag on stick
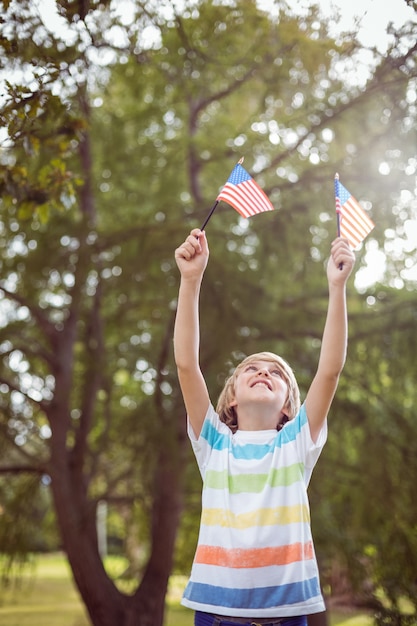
[[217, 159, 275, 218], [201, 158, 274, 229], [334, 173, 375, 249]]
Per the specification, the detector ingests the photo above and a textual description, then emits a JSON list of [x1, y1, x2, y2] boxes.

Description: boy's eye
[[245, 365, 257, 372], [271, 369, 282, 377]]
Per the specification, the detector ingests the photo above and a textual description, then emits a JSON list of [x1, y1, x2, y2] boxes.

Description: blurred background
[[0, 1, 416, 625]]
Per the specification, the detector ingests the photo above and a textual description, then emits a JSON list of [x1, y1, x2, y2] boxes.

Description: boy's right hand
[[175, 229, 209, 280]]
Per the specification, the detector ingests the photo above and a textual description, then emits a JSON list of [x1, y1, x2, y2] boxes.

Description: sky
[[282, 0, 416, 50], [36, 0, 417, 49]]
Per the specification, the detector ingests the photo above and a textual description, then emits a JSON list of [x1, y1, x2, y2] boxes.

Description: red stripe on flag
[[218, 179, 274, 218], [340, 198, 374, 249], [334, 177, 375, 249]]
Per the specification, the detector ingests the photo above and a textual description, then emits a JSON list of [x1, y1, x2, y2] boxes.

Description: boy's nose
[[257, 367, 270, 376]]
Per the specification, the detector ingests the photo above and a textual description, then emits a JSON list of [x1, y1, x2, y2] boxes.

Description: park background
[[0, 0, 416, 625]]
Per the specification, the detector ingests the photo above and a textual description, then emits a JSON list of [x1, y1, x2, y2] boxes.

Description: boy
[[174, 228, 355, 626]]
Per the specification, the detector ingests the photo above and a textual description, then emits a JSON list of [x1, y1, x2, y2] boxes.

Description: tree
[[0, 1, 416, 624]]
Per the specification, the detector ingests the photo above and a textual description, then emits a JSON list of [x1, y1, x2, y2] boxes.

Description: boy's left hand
[[328, 237, 355, 285]]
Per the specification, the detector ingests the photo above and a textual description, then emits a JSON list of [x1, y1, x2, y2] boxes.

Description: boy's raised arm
[[174, 229, 210, 438], [305, 237, 355, 442]]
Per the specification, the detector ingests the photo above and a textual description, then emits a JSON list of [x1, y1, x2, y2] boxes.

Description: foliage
[[0, 0, 416, 624]]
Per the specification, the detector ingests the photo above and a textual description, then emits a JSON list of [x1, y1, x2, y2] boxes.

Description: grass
[[0, 553, 373, 626], [0, 554, 89, 626]]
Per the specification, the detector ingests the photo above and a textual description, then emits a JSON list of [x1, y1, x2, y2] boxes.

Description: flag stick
[[334, 172, 343, 270], [336, 212, 341, 237], [200, 200, 219, 231], [199, 157, 245, 230], [335, 172, 341, 237]]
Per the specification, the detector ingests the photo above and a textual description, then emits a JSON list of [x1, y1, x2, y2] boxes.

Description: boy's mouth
[[251, 380, 272, 391]]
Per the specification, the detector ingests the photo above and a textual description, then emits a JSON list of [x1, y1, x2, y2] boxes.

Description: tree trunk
[[49, 441, 127, 623], [127, 438, 186, 626], [49, 408, 186, 626]]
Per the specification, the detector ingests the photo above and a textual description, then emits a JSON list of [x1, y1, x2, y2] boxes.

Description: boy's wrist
[[328, 280, 347, 294], [180, 274, 204, 289]]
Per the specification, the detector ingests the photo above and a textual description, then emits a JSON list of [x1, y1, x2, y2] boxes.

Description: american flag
[[334, 176, 375, 249], [216, 162, 274, 218]]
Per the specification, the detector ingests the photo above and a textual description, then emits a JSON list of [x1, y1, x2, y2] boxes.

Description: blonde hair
[[216, 351, 300, 434]]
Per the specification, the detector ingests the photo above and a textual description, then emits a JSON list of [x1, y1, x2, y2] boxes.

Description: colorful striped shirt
[[181, 403, 327, 617]]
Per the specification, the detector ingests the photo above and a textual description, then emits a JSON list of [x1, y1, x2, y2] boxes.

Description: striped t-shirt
[[181, 403, 327, 617]]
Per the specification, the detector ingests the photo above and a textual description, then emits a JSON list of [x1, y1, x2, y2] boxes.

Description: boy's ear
[[229, 397, 237, 408]]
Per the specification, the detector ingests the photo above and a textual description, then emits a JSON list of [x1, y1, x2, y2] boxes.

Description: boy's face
[[229, 359, 288, 421]]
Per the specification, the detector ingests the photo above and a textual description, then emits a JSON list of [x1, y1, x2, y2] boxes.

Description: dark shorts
[[195, 611, 308, 626]]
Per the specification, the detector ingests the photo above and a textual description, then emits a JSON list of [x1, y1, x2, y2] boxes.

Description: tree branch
[[0, 464, 46, 475], [0, 283, 57, 342]]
